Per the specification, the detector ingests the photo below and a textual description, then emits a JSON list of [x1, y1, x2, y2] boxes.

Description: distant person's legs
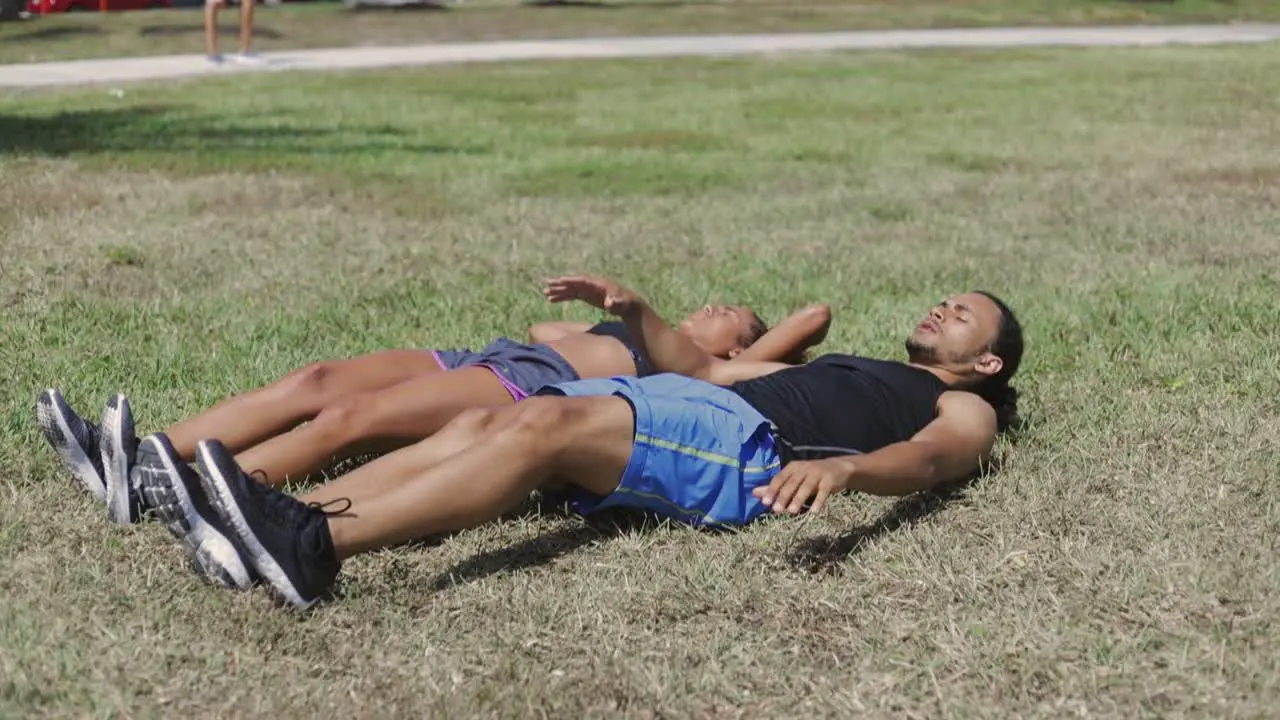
[[204, 0, 223, 61], [205, 0, 258, 62], [237, 0, 256, 57]]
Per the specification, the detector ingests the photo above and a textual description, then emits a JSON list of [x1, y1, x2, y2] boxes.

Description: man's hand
[[753, 457, 856, 515], [543, 275, 642, 317]]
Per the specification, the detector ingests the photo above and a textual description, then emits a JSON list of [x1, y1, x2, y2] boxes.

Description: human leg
[[204, 0, 222, 59], [145, 404, 510, 589], [163, 349, 444, 460], [35, 388, 107, 505], [39, 350, 443, 524], [33, 389, 140, 523], [230, 365, 513, 486], [320, 395, 633, 557], [189, 374, 781, 609], [138, 432, 257, 590], [237, 0, 255, 55], [197, 395, 634, 607], [534, 374, 782, 526], [298, 405, 512, 507]]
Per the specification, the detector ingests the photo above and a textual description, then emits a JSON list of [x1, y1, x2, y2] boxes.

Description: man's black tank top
[[728, 355, 948, 464], [586, 322, 655, 376]]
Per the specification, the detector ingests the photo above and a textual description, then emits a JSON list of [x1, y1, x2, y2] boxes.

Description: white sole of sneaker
[[196, 442, 317, 609], [36, 389, 107, 504], [102, 394, 136, 525], [141, 436, 255, 591]]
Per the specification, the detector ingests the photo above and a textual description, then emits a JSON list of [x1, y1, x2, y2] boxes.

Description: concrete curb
[[3, 23, 1279, 89]]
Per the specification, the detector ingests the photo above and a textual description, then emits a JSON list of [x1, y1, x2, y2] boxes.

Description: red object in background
[[28, 0, 171, 12]]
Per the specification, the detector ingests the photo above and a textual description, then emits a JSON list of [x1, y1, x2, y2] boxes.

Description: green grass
[[4, 0, 1280, 64], [3, 44, 1280, 717]]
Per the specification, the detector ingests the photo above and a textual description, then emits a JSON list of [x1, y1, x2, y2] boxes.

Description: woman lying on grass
[[37, 294, 831, 529]]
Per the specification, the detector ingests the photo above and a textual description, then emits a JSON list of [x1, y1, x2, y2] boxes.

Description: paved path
[[3, 23, 1279, 89]]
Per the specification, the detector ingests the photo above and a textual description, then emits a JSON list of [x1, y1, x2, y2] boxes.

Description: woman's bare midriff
[[544, 334, 640, 379]]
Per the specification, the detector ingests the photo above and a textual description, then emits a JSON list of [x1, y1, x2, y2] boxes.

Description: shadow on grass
[[138, 23, 284, 39], [431, 482, 975, 590], [344, 1, 452, 13], [2, 24, 106, 42], [427, 503, 667, 591], [788, 414, 1033, 574], [425, 456, 1024, 589], [339, 0, 703, 11], [0, 105, 484, 158], [524, 0, 703, 7], [787, 483, 972, 574]]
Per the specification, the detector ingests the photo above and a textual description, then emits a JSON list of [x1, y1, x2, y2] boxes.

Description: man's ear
[[974, 352, 1004, 378]]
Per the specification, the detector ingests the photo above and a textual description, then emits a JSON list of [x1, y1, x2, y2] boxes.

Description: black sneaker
[[101, 394, 144, 525], [36, 389, 107, 505], [137, 433, 258, 591], [196, 439, 344, 609]]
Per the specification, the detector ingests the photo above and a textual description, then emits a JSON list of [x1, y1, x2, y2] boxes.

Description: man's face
[[905, 292, 1005, 378]]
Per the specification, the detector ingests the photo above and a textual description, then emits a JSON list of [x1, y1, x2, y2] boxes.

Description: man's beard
[[905, 337, 940, 364]]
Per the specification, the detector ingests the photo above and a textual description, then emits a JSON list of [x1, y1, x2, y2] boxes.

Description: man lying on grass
[[141, 275, 1024, 609]]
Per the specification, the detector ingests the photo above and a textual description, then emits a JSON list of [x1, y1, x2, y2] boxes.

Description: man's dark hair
[[972, 291, 1024, 433]]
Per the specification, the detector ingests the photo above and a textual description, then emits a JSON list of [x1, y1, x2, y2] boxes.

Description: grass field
[[4, 0, 1280, 64], [3, 42, 1280, 717]]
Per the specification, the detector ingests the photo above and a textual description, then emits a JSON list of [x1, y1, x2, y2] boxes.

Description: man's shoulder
[[935, 390, 997, 427]]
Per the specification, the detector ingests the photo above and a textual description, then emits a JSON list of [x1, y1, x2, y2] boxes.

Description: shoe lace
[[302, 498, 351, 562], [242, 468, 307, 526], [307, 497, 352, 516], [242, 468, 352, 524]]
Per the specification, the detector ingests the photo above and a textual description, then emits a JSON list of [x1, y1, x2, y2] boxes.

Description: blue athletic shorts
[[537, 373, 782, 527], [432, 338, 580, 401]]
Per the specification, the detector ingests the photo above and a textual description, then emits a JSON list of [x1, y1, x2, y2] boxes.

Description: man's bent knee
[[509, 397, 568, 427], [527, 395, 635, 496], [507, 396, 633, 452]]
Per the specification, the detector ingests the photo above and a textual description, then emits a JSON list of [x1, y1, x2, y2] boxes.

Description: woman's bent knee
[[274, 361, 340, 402], [309, 394, 377, 442], [447, 407, 499, 434]]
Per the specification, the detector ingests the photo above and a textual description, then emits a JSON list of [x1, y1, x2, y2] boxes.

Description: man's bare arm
[[841, 391, 997, 495], [753, 391, 999, 513]]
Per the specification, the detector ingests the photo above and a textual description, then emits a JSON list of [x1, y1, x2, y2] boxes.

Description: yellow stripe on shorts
[[634, 433, 780, 475]]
